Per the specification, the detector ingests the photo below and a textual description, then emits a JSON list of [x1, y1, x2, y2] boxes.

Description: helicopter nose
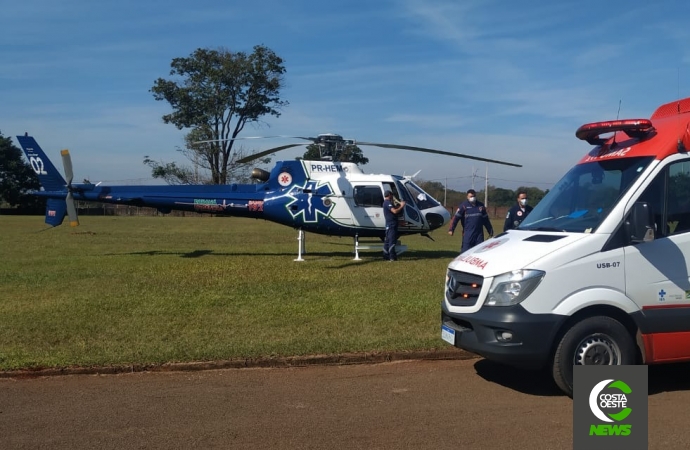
[[425, 206, 451, 230]]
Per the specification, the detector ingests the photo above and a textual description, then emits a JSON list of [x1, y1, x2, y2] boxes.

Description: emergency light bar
[[576, 119, 655, 145]]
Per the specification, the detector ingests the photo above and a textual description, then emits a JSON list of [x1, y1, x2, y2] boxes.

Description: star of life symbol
[[474, 238, 507, 253], [285, 180, 334, 222], [278, 172, 293, 187], [658, 289, 666, 302]]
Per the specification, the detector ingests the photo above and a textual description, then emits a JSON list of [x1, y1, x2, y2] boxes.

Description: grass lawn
[[0, 215, 503, 371]]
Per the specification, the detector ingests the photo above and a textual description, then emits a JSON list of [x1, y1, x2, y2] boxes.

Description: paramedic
[[503, 191, 533, 231], [383, 190, 405, 261], [448, 189, 493, 254]]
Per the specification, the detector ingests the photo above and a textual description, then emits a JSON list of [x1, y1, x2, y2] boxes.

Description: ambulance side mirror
[[626, 202, 655, 243]]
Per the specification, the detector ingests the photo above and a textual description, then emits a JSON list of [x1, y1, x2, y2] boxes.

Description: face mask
[[520, 199, 528, 206], [468, 196, 476, 203]]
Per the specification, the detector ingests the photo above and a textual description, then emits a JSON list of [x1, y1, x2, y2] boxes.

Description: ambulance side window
[[667, 161, 690, 235]]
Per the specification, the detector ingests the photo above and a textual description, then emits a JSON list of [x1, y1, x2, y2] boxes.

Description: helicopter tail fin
[[16, 134, 75, 227], [16, 134, 67, 191]]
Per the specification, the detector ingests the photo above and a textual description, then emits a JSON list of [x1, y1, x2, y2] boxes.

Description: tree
[[142, 156, 195, 185], [415, 180, 446, 204], [149, 45, 288, 184], [488, 186, 516, 207], [516, 186, 547, 205], [302, 143, 369, 165], [475, 185, 547, 208], [0, 131, 42, 207]]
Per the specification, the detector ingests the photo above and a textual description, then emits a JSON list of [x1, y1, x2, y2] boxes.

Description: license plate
[[441, 325, 455, 345]]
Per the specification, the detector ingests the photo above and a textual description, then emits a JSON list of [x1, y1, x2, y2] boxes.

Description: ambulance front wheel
[[551, 316, 637, 397]]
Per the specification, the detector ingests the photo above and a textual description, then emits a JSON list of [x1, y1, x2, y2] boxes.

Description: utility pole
[[194, 152, 199, 184], [484, 164, 488, 206]]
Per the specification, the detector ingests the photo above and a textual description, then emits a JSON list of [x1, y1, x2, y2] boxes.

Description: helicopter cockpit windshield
[[403, 180, 442, 210]]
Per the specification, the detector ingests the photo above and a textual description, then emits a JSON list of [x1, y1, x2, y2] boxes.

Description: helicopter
[[16, 132, 521, 260]]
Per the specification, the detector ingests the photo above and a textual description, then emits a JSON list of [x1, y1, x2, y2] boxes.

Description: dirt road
[[1, 358, 688, 449]]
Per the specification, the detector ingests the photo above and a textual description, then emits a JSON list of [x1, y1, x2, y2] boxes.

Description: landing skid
[[353, 234, 407, 261], [293, 230, 408, 261]]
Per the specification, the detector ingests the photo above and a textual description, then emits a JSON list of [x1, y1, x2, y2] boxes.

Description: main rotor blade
[[65, 191, 79, 227], [236, 143, 306, 164], [355, 142, 522, 167], [195, 136, 316, 144], [60, 149, 74, 184]]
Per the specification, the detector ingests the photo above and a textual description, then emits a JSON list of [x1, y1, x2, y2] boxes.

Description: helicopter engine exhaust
[[251, 168, 270, 182]]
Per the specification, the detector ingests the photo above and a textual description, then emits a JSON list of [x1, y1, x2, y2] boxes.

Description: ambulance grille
[[445, 269, 483, 307]]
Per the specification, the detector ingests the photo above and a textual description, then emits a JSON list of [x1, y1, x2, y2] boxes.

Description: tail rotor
[[60, 149, 79, 227]]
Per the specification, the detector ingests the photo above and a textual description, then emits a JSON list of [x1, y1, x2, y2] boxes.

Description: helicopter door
[[351, 185, 386, 228], [389, 181, 424, 229]]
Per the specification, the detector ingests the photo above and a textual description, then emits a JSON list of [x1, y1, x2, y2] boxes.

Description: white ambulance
[[441, 97, 690, 396]]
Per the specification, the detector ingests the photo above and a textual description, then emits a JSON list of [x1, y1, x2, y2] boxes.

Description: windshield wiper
[[531, 227, 566, 232]]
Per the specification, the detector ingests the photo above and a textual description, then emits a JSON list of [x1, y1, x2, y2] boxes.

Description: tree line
[[415, 180, 548, 208]]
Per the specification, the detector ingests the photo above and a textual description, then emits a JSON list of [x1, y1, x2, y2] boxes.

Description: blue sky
[[2, 0, 690, 193]]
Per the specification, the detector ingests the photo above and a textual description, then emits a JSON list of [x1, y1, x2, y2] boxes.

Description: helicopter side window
[[394, 181, 413, 205], [354, 185, 384, 207]]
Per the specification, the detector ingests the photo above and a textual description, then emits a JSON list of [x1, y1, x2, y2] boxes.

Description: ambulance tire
[[552, 316, 636, 398]]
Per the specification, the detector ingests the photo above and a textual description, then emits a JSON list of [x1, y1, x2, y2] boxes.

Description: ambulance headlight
[[486, 270, 545, 306]]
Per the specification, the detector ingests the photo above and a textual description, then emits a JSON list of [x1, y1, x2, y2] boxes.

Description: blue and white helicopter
[[17, 133, 520, 260]]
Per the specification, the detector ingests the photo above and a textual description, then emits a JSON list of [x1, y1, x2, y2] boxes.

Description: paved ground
[[1, 358, 689, 449]]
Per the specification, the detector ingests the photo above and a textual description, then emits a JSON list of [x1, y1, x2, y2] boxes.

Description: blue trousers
[[383, 225, 398, 260], [461, 232, 484, 254]]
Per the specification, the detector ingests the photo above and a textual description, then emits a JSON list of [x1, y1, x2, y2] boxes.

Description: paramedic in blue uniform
[[503, 191, 533, 232], [382, 190, 405, 261], [448, 189, 493, 254]]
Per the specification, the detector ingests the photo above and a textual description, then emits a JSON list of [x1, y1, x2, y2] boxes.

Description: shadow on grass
[[403, 250, 459, 260], [333, 250, 459, 269], [106, 249, 460, 262], [108, 249, 217, 258], [108, 249, 356, 258]]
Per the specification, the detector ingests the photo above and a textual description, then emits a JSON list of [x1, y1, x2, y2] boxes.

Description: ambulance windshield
[[520, 156, 654, 233]]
